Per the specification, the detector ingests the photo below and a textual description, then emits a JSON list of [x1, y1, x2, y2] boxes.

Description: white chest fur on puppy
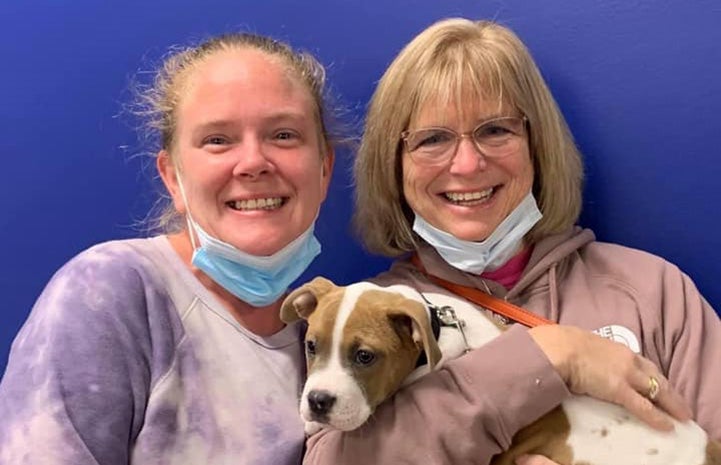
[[281, 277, 721, 465]]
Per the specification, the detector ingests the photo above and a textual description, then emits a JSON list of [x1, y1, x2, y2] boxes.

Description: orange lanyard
[[411, 254, 554, 328]]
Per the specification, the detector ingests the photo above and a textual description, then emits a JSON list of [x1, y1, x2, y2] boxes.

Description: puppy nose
[[307, 390, 336, 415]]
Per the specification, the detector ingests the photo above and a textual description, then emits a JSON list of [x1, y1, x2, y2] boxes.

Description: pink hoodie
[[304, 227, 721, 464]]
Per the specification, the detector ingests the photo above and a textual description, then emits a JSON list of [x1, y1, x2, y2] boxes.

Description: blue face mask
[[189, 218, 321, 307], [412, 191, 542, 274], [176, 175, 321, 307]]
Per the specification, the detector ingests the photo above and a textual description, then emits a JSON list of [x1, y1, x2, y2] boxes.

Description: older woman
[[305, 18, 721, 465]]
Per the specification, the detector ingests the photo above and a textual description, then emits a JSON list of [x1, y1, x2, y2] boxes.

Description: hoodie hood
[[512, 226, 596, 296], [389, 226, 596, 325]]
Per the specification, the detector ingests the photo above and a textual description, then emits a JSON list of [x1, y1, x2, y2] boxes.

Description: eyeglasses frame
[[400, 115, 529, 164]]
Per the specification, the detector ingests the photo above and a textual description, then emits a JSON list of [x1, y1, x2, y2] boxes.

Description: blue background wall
[[2, 0, 719, 373]]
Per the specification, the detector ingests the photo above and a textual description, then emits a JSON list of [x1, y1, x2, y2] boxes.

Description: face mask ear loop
[[313, 157, 328, 221], [175, 170, 199, 251]]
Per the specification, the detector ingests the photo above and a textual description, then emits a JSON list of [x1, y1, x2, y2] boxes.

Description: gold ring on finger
[[647, 376, 660, 402]]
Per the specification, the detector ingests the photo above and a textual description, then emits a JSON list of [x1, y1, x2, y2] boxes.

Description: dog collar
[[428, 304, 442, 341], [415, 296, 471, 367]]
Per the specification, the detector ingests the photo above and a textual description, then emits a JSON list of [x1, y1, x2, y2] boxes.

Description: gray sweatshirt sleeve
[[304, 326, 570, 465], [0, 244, 176, 465]]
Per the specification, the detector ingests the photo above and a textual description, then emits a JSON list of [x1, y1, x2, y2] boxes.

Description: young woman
[[0, 33, 334, 464]]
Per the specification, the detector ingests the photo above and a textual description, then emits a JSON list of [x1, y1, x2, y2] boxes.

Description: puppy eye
[[354, 349, 375, 366], [306, 340, 316, 357]]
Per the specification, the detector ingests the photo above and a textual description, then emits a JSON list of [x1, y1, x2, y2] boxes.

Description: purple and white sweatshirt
[[0, 236, 306, 465]]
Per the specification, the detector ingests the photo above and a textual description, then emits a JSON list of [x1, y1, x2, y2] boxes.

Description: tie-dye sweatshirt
[[0, 236, 306, 465]]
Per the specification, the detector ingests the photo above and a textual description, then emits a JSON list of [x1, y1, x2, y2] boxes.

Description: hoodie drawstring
[[548, 263, 560, 322]]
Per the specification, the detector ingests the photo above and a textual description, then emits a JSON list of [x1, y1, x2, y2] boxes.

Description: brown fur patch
[[340, 290, 428, 410], [303, 288, 345, 372], [281, 276, 335, 323], [491, 406, 574, 465], [707, 439, 721, 465]]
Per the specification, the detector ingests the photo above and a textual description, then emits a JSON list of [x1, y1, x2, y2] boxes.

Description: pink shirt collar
[[479, 246, 533, 289]]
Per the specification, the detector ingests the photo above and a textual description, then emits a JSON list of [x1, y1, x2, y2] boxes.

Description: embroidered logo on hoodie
[[593, 325, 640, 353]]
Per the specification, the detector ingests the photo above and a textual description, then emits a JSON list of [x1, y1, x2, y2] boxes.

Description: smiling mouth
[[443, 187, 495, 205], [227, 197, 286, 211]]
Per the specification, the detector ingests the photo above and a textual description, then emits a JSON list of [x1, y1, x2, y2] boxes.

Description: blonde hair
[[133, 33, 332, 232], [353, 18, 584, 256]]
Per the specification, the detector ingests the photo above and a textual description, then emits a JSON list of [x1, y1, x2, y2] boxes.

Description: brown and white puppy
[[281, 277, 720, 465]]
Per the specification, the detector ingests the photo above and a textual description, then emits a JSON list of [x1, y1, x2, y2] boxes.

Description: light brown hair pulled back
[[133, 33, 333, 231]]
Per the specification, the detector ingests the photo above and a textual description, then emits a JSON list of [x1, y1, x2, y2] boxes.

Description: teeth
[[445, 188, 494, 203], [230, 198, 284, 211]]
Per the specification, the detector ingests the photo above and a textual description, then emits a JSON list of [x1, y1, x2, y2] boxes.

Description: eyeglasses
[[401, 116, 528, 165]]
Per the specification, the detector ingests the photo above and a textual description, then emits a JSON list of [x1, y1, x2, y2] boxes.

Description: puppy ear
[[389, 300, 442, 369], [280, 276, 336, 323]]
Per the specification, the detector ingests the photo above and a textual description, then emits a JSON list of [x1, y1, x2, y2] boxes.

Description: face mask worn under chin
[[174, 173, 321, 307], [412, 191, 542, 274], [190, 219, 321, 307]]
